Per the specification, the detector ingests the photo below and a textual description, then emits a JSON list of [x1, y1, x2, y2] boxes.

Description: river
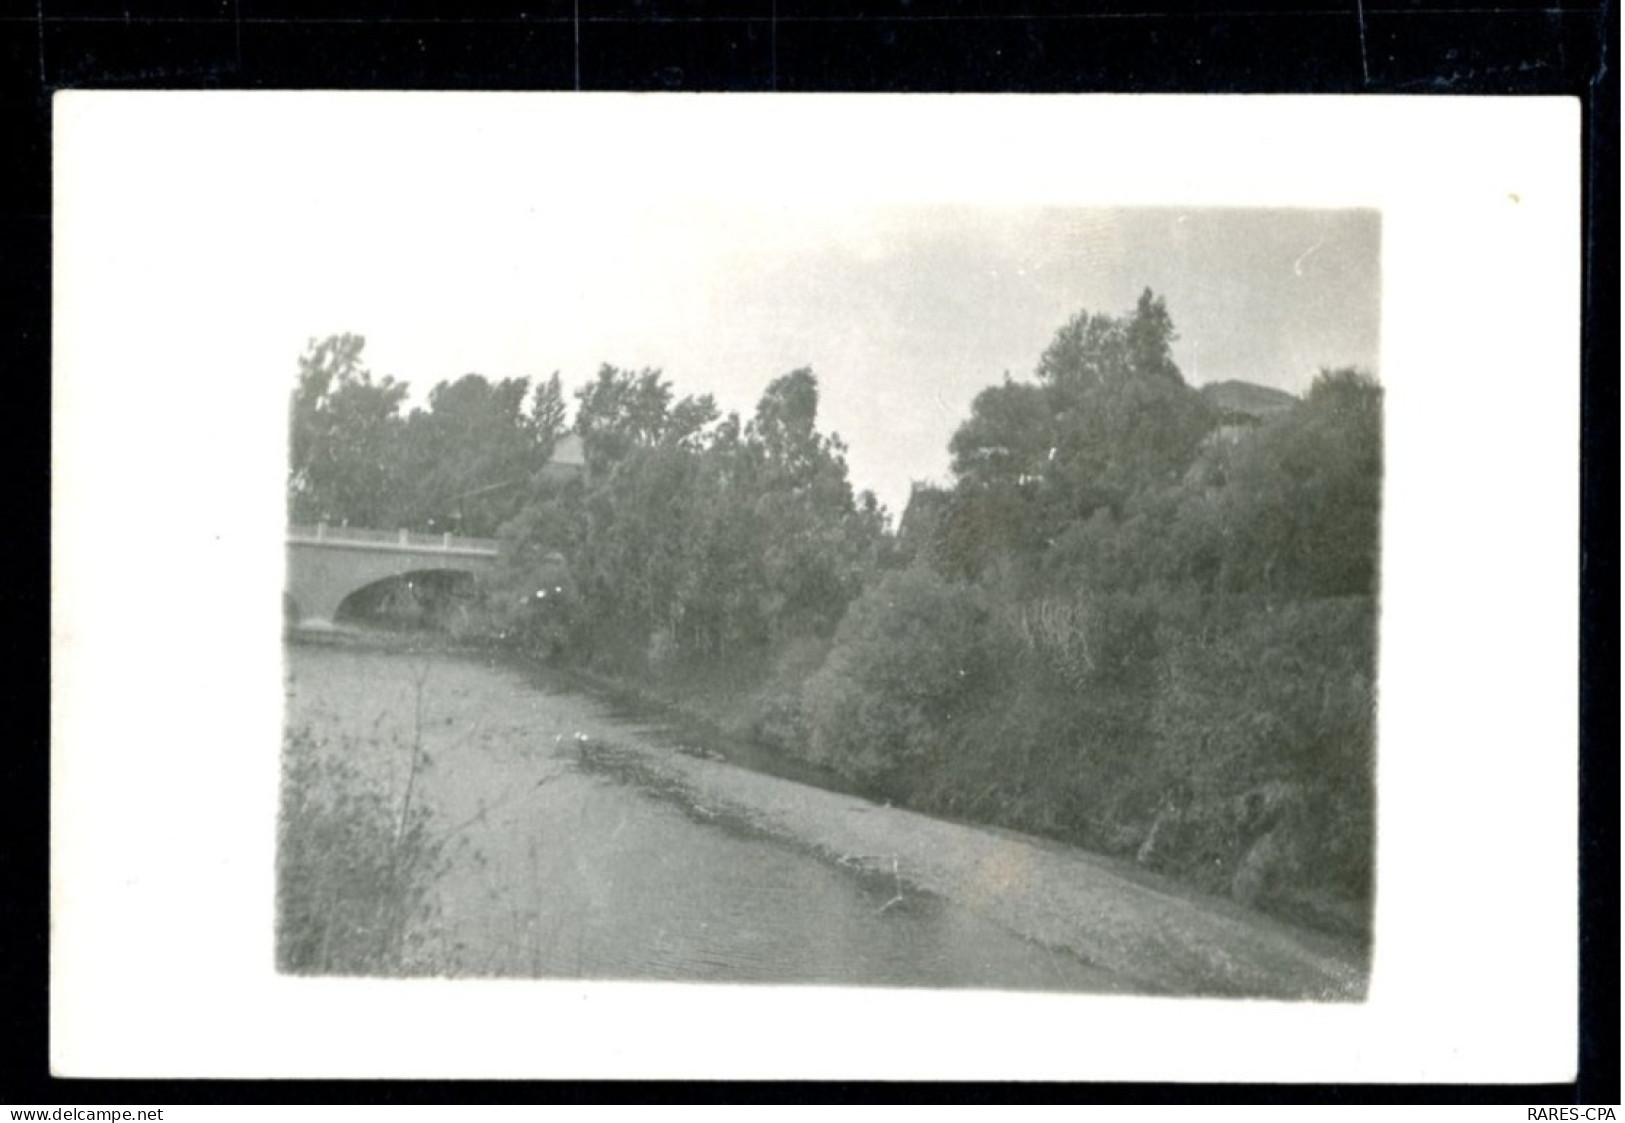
[[282, 635, 1132, 992]]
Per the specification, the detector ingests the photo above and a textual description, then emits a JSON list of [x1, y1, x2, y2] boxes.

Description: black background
[[4, 0, 1617, 1106]]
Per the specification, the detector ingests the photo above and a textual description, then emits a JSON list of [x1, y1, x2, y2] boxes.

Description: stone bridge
[[285, 523, 500, 625]]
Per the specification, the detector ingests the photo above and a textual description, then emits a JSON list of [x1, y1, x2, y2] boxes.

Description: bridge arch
[[284, 524, 501, 626], [333, 568, 481, 628]]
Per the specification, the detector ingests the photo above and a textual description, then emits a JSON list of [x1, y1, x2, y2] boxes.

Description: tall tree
[[527, 372, 569, 448], [389, 373, 555, 536], [940, 377, 1058, 575], [573, 364, 719, 469], [1036, 289, 1212, 514], [941, 290, 1214, 578], [744, 369, 882, 641], [287, 334, 409, 527]]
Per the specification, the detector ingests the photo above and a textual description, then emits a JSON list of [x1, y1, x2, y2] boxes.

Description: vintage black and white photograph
[[51, 95, 1579, 1081], [276, 199, 1381, 997]]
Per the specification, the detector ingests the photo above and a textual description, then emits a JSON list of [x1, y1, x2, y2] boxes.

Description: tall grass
[[276, 669, 458, 975]]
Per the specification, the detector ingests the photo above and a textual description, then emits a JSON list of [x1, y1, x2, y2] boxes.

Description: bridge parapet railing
[[428, 531, 504, 553], [288, 523, 501, 554]]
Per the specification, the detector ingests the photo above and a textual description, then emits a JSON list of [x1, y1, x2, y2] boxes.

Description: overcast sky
[[338, 203, 1378, 519], [59, 96, 1380, 521]]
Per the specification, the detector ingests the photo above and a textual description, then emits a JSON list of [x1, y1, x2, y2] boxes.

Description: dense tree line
[[288, 290, 1380, 937], [496, 363, 889, 664], [287, 342, 889, 655], [289, 334, 567, 538]]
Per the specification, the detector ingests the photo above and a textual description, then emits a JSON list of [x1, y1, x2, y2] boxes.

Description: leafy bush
[[916, 589, 1161, 846], [1149, 595, 1377, 926], [801, 578, 1376, 935], [748, 636, 832, 755], [276, 721, 455, 975], [800, 568, 1005, 790], [1211, 370, 1382, 598]]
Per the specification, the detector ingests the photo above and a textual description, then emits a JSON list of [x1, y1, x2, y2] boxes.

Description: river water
[[283, 636, 1127, 991]]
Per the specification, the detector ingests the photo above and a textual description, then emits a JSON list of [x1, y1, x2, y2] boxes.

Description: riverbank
[[286, 627, 1367, 998], [563, 711, 1368, 1001], [284, 633, 1131, 990], [550, 641, 1372, 951]]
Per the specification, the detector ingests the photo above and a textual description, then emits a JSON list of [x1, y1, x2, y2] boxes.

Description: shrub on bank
[[894, 589, 1162, 847], [276, 722, 455, 975], [1148, 595, 1377, 931], [749, 635, 832, 755], [800, 568, 1006, 792], [793, 579, 1376, 936]]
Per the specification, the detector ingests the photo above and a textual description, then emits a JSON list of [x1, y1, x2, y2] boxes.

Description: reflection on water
[[283, 638, 1125, 992]]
